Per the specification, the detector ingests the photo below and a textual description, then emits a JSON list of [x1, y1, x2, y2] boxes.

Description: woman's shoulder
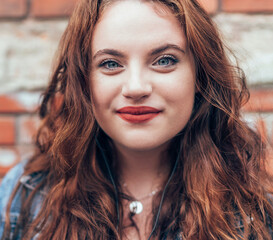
[[0, 162, 26, 239], [0, 161, 48, 211], [0, 161, 48, 238], [0, 162, 26, 209]]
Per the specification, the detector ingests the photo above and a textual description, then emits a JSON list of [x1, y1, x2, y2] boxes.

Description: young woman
[[1, 0, 273, 239]]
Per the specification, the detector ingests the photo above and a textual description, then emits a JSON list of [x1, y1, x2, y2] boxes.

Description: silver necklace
[[122, 182, 159, 215]]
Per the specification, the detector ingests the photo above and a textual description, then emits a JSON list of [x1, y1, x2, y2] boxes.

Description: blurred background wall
[[0, 0, 273, 179]]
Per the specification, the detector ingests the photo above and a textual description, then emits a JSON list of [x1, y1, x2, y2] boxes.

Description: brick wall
[[0, 0, 273, 179]]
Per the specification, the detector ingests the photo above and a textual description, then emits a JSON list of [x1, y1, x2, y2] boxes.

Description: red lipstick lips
[[116, 106, 161, 123]]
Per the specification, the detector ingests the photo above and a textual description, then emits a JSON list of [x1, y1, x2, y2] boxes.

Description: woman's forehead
[[92, 0, 186, 54]]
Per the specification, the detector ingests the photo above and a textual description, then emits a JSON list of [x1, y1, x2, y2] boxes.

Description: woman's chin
[[113, 138, 170, 153]]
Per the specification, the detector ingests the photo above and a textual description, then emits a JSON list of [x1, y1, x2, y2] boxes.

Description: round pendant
[[129, 201, 143, 214]]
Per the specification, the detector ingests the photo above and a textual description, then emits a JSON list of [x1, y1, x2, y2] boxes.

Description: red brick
[[0, 93, 40, 113], [198, 0, 219, 14], [243, 89, 273, 113], [0, 0, 27, 18], [0, 147, 20, 178], [18, 115, 40, 144], [31, 0, 78, 17], [0, 117, 15, 145], [0, 95, 26, 113], [223, 0, 273, 13]]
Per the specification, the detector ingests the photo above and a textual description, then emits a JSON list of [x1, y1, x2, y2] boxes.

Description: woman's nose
[[121, 66, 152, 101]]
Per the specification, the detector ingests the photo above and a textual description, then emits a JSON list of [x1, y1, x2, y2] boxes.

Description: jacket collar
[[19, 171, 48, 195]]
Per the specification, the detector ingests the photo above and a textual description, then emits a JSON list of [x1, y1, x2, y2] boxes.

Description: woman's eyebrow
[[150, 44, 185, 56], [93, 49, 126, 60], [92, 44, 185, 60]]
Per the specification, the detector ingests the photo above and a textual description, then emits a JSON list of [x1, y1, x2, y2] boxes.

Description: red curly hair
[[3, 0, 273, 239]]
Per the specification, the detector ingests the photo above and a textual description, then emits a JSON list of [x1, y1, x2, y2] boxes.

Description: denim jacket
[[0, 162, 47, 240], [1, 163, 273, 240]]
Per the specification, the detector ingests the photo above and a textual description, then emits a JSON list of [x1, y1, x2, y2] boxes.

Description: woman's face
[[91, 0, 196, 152]]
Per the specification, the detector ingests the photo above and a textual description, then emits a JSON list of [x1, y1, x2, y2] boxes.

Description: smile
[[116, 106, 161, 123]]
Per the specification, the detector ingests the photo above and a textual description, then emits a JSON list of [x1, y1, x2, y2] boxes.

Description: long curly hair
[[3, 0, 273, 239]]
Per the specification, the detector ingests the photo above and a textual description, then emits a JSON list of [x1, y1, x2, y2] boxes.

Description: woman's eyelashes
[[152, 55, 179, 67], [97, 54, 179, 73], [99, 59, 123, 70]]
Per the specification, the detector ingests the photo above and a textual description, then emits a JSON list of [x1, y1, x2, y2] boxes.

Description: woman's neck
[[115, 142, 171, 198]]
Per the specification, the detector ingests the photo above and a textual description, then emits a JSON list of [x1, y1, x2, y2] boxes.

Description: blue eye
[[154, 55, 178, 67], [99, 60, 122, 70], [158, 58, 171, 66]]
